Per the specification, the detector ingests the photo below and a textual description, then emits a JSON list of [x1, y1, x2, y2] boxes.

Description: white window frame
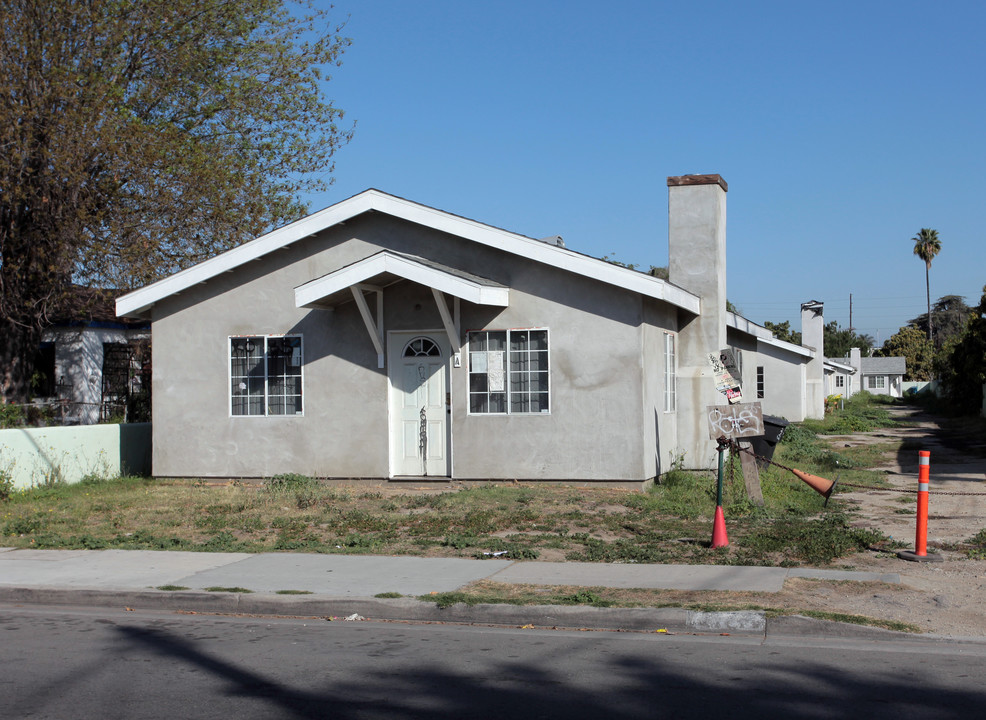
[[663, 332, 676, 412], [467, 328, 550, 415], [229, 335, 304, 417], [866, 375, 886, 390], [835, 375, 845, 389]]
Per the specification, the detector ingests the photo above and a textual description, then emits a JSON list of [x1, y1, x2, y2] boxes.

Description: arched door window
[[403, 337, 441, 358]]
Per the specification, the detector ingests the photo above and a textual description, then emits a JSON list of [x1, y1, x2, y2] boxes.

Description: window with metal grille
[[229, 336, 303, 416], [468, 329, 549, 414], [756, 366, 765, 399]]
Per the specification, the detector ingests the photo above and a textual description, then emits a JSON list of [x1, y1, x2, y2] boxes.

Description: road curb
[[0, 586, 935, 641], [0, 586, 771, 635]]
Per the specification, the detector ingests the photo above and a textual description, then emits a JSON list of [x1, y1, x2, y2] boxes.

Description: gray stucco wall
[[755, 342, 808, 422], [150, 213, 677, 481]]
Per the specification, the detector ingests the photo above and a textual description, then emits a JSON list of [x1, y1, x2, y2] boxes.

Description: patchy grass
[[414, 580, 922, 633], [155, 585, 189, 591], [792, 610, 921, 634], [0, 467, 884, 567], [204, 586, 253, 593], [0, 410, 905, 570], [801, 392, 900, 435]]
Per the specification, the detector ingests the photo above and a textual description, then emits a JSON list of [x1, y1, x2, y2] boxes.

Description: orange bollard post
[[915, 450, 930, 556], [898, 450, 942, 563]]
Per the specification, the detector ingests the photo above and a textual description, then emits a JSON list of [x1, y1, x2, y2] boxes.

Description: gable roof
[[116, 189, 701, 319], [296, 251, 509, 309], [824, 359, 855, 373], [861, 356, 906, 375], [727, 312, 814, 358]]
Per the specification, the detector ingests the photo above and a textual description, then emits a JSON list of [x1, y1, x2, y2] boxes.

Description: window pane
[[510, 351, 529, 371], [510, 392, 529, 413], [529, 330, 548, 351], [487, 332, 506, 352], [470, 374, 488, 393], [489, 392, 506, 413], [470, 394, 489, 414], [510, 372, 530, 392]]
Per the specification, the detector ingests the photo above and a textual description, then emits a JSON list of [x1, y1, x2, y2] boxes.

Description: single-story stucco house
[[31, 287, 150, 425], [117, 174, 827, 484], [825, 348, 906, 399]]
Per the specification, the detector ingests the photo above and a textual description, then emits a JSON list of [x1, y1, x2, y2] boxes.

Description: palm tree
[[912, 228, 942, 343]]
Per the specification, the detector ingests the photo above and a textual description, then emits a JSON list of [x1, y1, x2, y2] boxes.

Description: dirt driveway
[[755, 405, 986, 637]]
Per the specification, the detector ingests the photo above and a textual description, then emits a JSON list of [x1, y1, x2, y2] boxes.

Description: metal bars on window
[[757, 366, 765, 399], [230, 336, 303, 416], [468, 329, 549, 414]]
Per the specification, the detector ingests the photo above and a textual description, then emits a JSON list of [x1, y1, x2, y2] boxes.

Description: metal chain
[[726, 439, 986, 497]]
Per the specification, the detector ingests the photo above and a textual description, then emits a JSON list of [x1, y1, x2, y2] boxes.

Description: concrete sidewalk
[[0, 547, 900, 595], [0, 547, 911, 638]]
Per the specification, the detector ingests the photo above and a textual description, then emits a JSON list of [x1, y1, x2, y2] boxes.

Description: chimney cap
[[667, 174, 728, 192]]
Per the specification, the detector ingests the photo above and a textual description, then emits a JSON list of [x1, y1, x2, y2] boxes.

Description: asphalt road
[[2, 604, 985, 720]]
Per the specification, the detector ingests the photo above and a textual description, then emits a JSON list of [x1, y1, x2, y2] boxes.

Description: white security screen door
[[389, 333, 449, 476]]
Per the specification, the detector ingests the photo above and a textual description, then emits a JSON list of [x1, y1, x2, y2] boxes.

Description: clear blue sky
[[310, 0, 984, 345]]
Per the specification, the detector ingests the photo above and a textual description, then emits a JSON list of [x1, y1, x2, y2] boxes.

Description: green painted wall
[[0, 423, 151, 489]]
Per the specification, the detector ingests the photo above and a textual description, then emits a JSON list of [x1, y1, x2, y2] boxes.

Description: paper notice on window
[[488, 351, 505, 392]]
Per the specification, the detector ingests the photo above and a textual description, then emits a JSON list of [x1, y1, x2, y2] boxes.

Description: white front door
[[389, 333, 449, 477]]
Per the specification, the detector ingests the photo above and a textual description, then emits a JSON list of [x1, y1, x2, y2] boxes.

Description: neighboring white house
[[825, 347, 906, 399], [35, 287, 150, 424], [824, 358, 857, 398]]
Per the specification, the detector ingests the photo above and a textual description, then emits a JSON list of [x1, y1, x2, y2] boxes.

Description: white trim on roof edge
[[116, 189, 701, 318], [295, 251, 510, 308], [727, 312, 813, 358]]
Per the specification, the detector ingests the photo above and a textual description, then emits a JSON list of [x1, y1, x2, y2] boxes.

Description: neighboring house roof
[[117, 189, 702, 319], [51, 285, 149, 329], [727, 312, 814, 358], [824, 359, 856, 373], [860, 357, 906, 375]]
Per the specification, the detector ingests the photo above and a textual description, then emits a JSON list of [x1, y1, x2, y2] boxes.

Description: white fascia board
[[117, 188, 700, 318], [727, 312, 774, 339], [758, 334, 814, 358], [295, 252, 510, 308], [825, 360, 856, 373], [116, 192, 379, 318]]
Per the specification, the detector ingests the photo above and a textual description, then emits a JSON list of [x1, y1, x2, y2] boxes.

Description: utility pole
[[849, 293, 853, 332]]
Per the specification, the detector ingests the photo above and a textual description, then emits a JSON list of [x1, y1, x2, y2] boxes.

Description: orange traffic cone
[[791, 468, 836, 500], [712, 505, 729, 548]]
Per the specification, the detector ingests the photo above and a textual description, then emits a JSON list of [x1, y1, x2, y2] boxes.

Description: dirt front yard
[[741, 406, 986, 637]]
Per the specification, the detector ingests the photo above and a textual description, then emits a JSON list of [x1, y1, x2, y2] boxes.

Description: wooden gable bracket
[[351, 284, 385, 368], [432, 289, 461, 362]]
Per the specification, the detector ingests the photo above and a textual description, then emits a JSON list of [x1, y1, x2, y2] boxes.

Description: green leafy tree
[[824, 321, 873, 359], [912, 228, 942, 343], [0, 0, 353, 402], [877, 325, 935, 380], [764, 320, 802, 346], [908, 294, 972, 350], [936, 285, 986, 415]]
